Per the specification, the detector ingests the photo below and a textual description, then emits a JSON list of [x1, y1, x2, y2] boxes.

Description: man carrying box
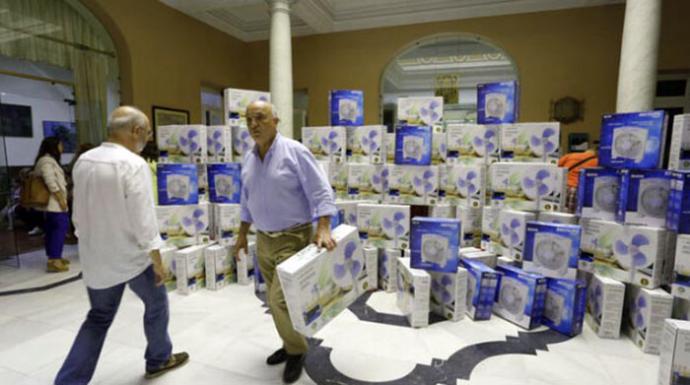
[[233, 100, 337, 383]]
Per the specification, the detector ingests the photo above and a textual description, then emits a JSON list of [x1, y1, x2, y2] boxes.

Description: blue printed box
[[542, 278, 587, 337], [330, 90, 364, 126], [410, 217, 461, 273], [207, 163, 242, 204], [523, 221, 581, 280], [157, 163, 199, 205], [667, 171, 690, 234], [477, 81, 518, 124], [394, 125, 432, 165], [617, 169, 672, 228], [599, 110, 666, 169], [494, 265, 547, 330], [461, 259, 500, 321], [576, 168, 622, 221]]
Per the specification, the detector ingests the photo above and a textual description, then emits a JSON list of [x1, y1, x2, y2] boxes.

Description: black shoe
[[145, 352, 190, 379], [283, 354, 304, 384], [266, 348, 288, 365]]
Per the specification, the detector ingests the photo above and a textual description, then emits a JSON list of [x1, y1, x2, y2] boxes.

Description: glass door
[[0, 103, 20, 265]]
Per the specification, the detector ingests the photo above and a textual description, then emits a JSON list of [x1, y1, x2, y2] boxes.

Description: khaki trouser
[[256, 223, 312, 355]]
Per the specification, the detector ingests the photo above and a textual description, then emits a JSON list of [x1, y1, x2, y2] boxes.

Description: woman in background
[[34, 137, 70, 272]]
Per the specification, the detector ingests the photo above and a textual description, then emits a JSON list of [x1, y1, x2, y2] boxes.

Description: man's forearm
[[317, 215, 331, 230], [238, 221, 252, 237], [150, 249, 162, 266]]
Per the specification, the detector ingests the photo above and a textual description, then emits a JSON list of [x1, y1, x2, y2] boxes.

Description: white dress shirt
[[72, 142, 164, 289]]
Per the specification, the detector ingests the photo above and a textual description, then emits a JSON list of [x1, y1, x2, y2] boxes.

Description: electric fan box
[[585, 274, 625, 339], [175, 244, 207, 295], [206, 125, 233, 163], [497, 210, 537, 261], [672, 234, 690, 299], [429, 203, 456, 219], [335, 199, 375, 227], [456, 204, 482, 247], [443, 164, 486, 207], [667, 171, 690, 234], [396, 258, 432, 328], [230, 119, 254, 159], [207, 163, 241, 204], [488, 162, 567, 212], [658, 319, 690, 385], [196, 164, 208, 202], [346, 125, 385, 163], [385, 132, 396, 163], [379, 248, 401, 292], [363, 246, 379, 291], [277, 225, 372, 337], [432, 131, 448, 165], [542, 278, 587, 336], [329, 90, 364, 126], [397, 96, 444, 127], [410, 217, 461, 273], [157, 163, 199, 205], [236, 241, 251, 285], [537, 211, 578, 225], [498, 256, 518, 268], [347, 164, 387, 201], [599, 110, 667, 169], [204, 244, 233, 290], [669, 114, 690, 171], [386, 165, 439, 205], [429, 268, 468, 322], [157, 125, 208, 164], [480, 206, 502, 254], [157, 203, 210, 248], [446, 123, 500, 165], [577, 168, 622, 221], [461, 259, 500, 321], [223, 88, 270, 116], [493, 265, 547, 330], [302, 126, 347, 163], [523, 221, 581, 279], [211, 203, 241, 246], [327, 161, 349, 199], [617, 169, 672, 228], [625, 285, 673, 355], [461, 250, 498, 268], [477, 81, 519, 124], [499, 122, 561, 164], [580, 218, 624, 273], [160, 246, 178, 292], [394, 125, 433, 165], [357, 204, 410, 249]]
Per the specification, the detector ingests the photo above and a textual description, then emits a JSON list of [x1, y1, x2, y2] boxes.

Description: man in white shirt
[[55, 106, 188, 385]]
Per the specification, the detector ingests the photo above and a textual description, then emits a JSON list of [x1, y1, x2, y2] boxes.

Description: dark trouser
[[15, 206, 44, 230], [54, 266, 173, 385], [43, 211, 69, 259]]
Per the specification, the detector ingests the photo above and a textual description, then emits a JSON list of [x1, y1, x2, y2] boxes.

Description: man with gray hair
[[55, 106, 188, 384]]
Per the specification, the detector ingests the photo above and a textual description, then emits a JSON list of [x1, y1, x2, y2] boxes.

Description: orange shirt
[[558, 151, 598, 188]]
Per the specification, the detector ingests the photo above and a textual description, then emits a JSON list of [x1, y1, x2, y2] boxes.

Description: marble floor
[[0, 266, 659, 385]]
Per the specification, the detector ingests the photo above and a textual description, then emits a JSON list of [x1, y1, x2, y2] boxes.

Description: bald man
[[233, 101, 337, 383], [55, 107, 188, 385]]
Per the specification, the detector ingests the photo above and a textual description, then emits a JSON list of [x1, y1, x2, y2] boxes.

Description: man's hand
[[314, 216, 336, 251], [233, 234, 249, 261], [153, 261, 166, 287]]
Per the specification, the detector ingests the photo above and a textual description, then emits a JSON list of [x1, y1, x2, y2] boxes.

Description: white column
[[615, 0, 662, 113], [268, 0, 294, 138]]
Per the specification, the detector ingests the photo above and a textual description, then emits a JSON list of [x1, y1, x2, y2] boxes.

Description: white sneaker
[[28, 227, 43, 236]]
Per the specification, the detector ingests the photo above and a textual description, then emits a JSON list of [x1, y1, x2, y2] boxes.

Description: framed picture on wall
[[151, 105, 190, 142], [0, 103, 33, 137], [43, 121, 77, 153]]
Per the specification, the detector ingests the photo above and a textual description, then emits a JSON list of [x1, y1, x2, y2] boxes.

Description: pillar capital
[[267, 0, 295, 14]]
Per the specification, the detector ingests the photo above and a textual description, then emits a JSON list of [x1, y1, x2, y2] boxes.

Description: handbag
[[20, 170, 50, 208]]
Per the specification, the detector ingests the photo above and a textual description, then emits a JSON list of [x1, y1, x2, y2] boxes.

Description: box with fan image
[[302, 126, 347, 163], [330, 90, 364, 126], [362, 247, 379, 291], [462, 259, 500, 321], [397, 96, 444, 127], [585, 274, 625, 339], [394, 125, 433, 166], [542, 277, 586, 336], [277, 225, 373, 336], [593, 224, 675, 289], [357, 204, 410, 249], [335, 200, 371, 227], [160, 246, 178, 292], [658, 319, 690, 385], [579, 218, 624, 273], [477, 81, 518, 124], [493, 265, 547, 329], [429, 268, 468, 322], [499, 122, 561, 164], [443, 164, 486, 207], [461, 249, 498, 268], [410, 217, 461, 273], [211, 203, 241, 246], [523, 221, 581, 279], [456, 204, 482, 247], [480, 205, 502, 254], [386, 165, 439, 205], [157, 125, 208, 164], [157, 164, 199, 205], [576, 168, 622, 221], [236, 240, 251, 285], [378, 248, 400, 292], [205, 244, 233, 290], [156, 203, 210, 247], [175, 244, 207, 295], [669, 114, 690, 171], [600, 110, 667, 169], [195, 164, 208, 203], [432, 130, 447, 165], [497, 210, 537, 261], [325, 161, 349, 199], [396, 258, 432, 327], [625, 285, 673, 354], [347, 164, 387, 201], [346, 125, 385, 163], [488, 162, 567, 212], [671, 234, 690, 300], [617, 169, 672, 228], [537, 211, 578, 225], [207, 163, 241, 203], [206, 126, 233, 163], [667, 171, 690, 235], [224, 88, 270, 116], [446, 123, 500, 165], [230, 119, 254, 159], [498, 256, 518, 268], [429, 203, 455, 219], [384, 132, 396, 163]]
